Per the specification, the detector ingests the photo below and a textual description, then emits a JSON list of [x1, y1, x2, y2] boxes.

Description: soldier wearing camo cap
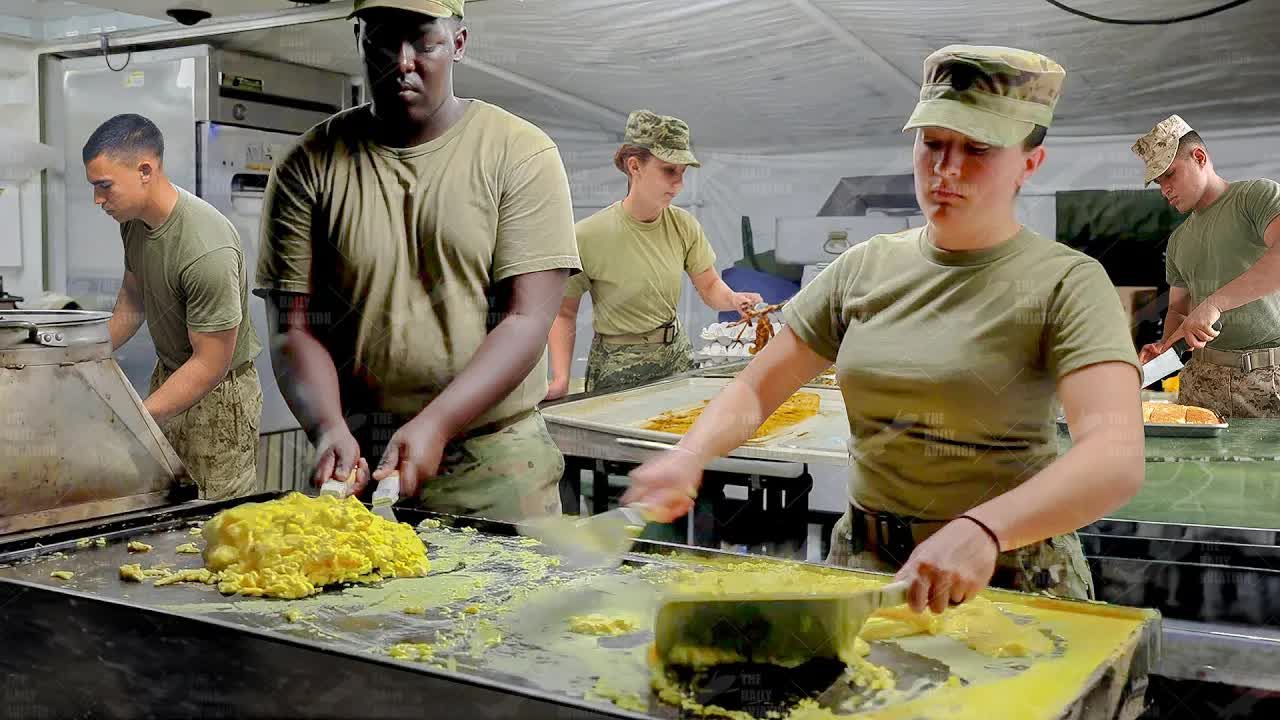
[[627, 46, 1145, 614], [546, 110, 761, 399], [1133, 115, 1280, 419], [257, 0, 583, 521]]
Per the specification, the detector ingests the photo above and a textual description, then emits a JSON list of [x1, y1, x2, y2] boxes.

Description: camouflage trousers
[[825, 509, 1095, 600], [406, 411, 564, 522], [1179, 358, 1280, 419], [150, 362, 263, 501], [584, 329, 694, 394]]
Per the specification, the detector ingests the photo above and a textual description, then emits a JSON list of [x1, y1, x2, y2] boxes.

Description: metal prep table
[[1063, 420, 1280, 693], [542, 365, 1280, 698], [545, 362, 846, 554], [0, 493, 1159, 720]]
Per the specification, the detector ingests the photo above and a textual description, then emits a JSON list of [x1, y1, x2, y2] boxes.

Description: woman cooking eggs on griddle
[[625, 45, 1144, 614]]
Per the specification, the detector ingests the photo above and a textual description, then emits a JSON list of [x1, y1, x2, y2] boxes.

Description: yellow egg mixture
[[646, 559, 1066, 719], [81, 506, 1149, 720], [568, 614, 641, 636], [199, 492, 430, 599], [642, 391, 822, 439]]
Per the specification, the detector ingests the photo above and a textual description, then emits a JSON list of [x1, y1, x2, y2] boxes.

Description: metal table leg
[[559, 457, 586, 516], [592, 460, 609, 515]]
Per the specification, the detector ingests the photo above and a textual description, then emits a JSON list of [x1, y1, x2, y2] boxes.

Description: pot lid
[[0, 310, 111, 326], [0, 310, 112, 349]]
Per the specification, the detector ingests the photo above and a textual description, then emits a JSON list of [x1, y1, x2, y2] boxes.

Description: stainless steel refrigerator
[[44, 45, 351, 433]]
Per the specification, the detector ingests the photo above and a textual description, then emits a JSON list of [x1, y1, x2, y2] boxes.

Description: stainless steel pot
[[0, 311, 193, 535]]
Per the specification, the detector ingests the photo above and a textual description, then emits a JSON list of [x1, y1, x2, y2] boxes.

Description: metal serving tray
[[1057, 417, 1228, 438]]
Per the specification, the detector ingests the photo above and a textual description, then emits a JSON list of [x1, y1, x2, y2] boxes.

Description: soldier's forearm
[[420, 310, 552, 441], [277, 327, 343, 440], [263, 292, 349, 443], [273, 328, 348, 443], [109, 293, 144, 350], [1208, 243, 1280, 313], [144, 358, 225, 424], [1159, 310, 1186, 344], [548, 313, 576, 383], [415, 269, 567, 441]]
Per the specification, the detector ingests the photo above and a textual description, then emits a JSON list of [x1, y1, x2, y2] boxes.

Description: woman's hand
[[732, 292, 765, 316], [621, 447, 704, 522], [894, 517, 999, 613]]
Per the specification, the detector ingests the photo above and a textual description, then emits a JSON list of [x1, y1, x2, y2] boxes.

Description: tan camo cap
[[349, 0, 464, 19], [1132, 114, 1196, 185]]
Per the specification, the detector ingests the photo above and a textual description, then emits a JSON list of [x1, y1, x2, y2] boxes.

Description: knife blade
[[1141, 320, 1223, 389], [1141, 341, 1188, 388]]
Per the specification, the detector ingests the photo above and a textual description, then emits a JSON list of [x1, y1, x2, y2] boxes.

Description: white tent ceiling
[[24, 0, 1280, 152]]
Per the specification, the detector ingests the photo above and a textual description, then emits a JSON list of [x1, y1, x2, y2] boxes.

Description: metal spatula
[[516, 504, 652, 568], [654, 580, 911, 667]]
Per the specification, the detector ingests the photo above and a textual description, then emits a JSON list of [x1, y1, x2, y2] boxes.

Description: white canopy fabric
[[209, 0, 1280, 152], [29, 0, 1279, 373]]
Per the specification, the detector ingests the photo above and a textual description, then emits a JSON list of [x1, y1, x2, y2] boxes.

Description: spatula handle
[[320, 479, 351, 499], [372, 473, 401, 506], [320, 468, 358, 499], [877, 580, 912, 609]]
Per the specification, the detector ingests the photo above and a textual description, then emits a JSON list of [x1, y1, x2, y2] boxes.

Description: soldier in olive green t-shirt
[[256, 0, 580, 521], [545, 110, 761, 399], [83, 113, 263, 500], [1133, 115, 1280, 418], [626, 46, 1147, 615]]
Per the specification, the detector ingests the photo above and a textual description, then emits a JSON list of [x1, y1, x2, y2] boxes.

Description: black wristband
[[959, 514, 1002, 553]]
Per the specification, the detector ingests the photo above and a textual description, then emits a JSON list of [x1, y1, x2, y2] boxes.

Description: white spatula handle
[[876, 580, 912, 610], [320, 478, 351, 499], [372, 474, 401, 506]]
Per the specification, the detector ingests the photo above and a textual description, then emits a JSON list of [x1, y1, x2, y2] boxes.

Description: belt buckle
[[864, 508, 914, 565], [1242, 351, 1255, 373], [663, 322, 676, 345]]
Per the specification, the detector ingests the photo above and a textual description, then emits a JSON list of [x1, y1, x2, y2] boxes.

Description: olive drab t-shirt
[[783, 227, 1139, 520], [122, 187, 261, 372], [255, 100, 581, 430], [565, 202, 716, 336], [1165, 179, 1280, 351]]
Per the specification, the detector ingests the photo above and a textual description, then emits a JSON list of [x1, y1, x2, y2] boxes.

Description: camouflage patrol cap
[[623, 110, 700, 168], [903, 45, 1065, 147], [1132, 114, 1195, 185], [349, 0, 464, 19]]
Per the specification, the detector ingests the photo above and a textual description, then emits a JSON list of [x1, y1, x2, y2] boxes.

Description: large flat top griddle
[[0, 494, 1157, 720]]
